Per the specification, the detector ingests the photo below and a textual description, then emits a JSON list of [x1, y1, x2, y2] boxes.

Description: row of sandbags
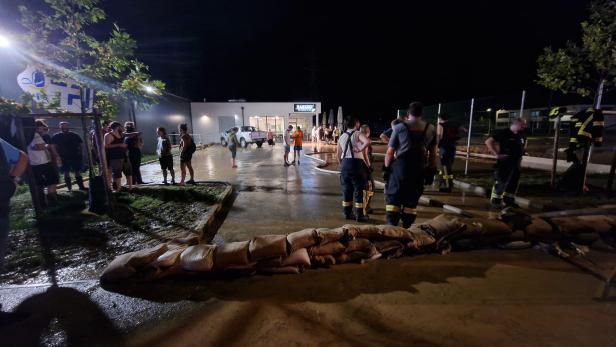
[[100, 222, 452, 283], [100, 211, 616, 283]]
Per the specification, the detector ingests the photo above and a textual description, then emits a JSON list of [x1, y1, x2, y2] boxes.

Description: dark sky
[[0, 0, 591, 118]]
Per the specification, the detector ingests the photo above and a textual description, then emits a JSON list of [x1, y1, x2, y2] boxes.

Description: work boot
[[490, 198, 503, 210], [355, 208, 367, 223], [343, 206, 354, 220], [504, 198, 520, 209], [439, 187, 452, 193], [401, 214, 417, 229], [386, 212, 400, 226], [64, 176, 72, 191], [75, 175, 86, 191]]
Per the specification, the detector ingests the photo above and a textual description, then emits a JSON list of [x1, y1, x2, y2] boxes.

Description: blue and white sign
[[294, 103, 316, 113], [17, 66, 93, 113]]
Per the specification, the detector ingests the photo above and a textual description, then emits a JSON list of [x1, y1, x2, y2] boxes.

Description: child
[[156, 127, 175, 185]]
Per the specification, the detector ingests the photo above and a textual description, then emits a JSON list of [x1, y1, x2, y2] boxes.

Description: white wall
[[191, 102, 321, 144]]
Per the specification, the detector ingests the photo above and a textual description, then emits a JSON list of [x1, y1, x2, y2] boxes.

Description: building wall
[[190, 102, 321, 144]]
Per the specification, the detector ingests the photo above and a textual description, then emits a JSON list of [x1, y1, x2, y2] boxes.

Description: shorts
[[180, 152, 193, 163], [159, 155, 173, 171], [294, 145, 303, 151], [32, 162, 60, 187], [110, 158, 132, 179], [60, 157, 83, 173], [284, 145, 291, 153], [229, 145, 237, 159]]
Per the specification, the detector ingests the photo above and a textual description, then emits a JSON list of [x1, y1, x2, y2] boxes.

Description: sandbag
[[311, 255, 336, 266], [345, 224, 381, 240], [282, 248, 311, 267], [316, 228, 346, 244], [167, 234, 200, 249], [373, 240, 405, 258], [151, 247, 185, 268], [256, 256, 283, 268], [180, 244, 216, 272], [336, 251, 375, 264], [576, 215, 616, 234], [550, 217, 595, 236], [345, 238, 373, 252], [525, 218, 558, 241], [309, 241, 346, 256], [377, 225, 413, 240], [249, 234, 288, 261], [100, 244, 168, 282], [500, 207, 533, 231], [287, 228, 318, 252], [214, 241, 251, 269], [478, 219, 512, 237], [422, 214, 462, 238], [407, 226, 437, 250]]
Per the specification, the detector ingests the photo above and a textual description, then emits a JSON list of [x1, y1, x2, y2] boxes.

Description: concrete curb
[[193, 182, 234, 242]]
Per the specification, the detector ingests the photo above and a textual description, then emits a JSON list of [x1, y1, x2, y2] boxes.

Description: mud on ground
[[2, 183, 228, 285]]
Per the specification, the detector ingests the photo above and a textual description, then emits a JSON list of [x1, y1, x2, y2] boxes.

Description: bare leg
[[162, 169, 168, 183], [169, 168, 176, 183], [113, 177, 121, 192], [180, 162, 186, 185], [127, 175, 133, 191], [187, 161, 195, 181]]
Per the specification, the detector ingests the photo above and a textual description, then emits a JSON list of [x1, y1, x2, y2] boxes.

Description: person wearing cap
[[51, 121, 86, 191], [384, 102, 437, 227]]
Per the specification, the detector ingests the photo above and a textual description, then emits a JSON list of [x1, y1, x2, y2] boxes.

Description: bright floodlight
[[0, 35, 10, 48], [143, 85, 155, 94], [486, 108, 492, 112]]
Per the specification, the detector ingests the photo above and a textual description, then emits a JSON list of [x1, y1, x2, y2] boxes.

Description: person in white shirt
[[28, 120, 59, 207], [336, 116, 370, 221], [283, 125, 293, 166]]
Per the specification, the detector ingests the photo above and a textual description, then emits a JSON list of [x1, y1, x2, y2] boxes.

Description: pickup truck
[[220, 126, 267, 148]]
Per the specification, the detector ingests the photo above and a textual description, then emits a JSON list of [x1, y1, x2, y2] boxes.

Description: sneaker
[[163, 181, 169, 185], [186, 179, 196, 185]]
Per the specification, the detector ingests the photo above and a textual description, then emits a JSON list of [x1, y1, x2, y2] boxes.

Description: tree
[[18, 0, 165, 119], [537, 0, 616, 108]]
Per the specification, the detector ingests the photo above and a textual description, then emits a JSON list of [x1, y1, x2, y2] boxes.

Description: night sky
[[0, 0, 591, 118]]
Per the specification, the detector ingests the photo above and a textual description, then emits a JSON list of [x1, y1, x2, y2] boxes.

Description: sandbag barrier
[[100, 209, 616, 284]]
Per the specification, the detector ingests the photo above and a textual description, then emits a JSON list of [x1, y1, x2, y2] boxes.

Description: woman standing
[[360, 124, 374, 214], [28, 120, 60, 206], [228, 127, 239, 168], [178, 123, 196, 185], [104, 122, 133, 192], [124, 122, 144, 184]]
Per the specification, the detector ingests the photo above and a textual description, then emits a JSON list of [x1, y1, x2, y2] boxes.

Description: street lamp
[[0, 35, 10, 48]]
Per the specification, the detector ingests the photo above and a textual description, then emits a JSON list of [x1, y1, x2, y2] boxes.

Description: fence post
[[519, 90, 526, 119], [437, 103, 441, 114], [550, 115, 561, 188], [93, 114, 113, 208], [464, 98, 475, 176]]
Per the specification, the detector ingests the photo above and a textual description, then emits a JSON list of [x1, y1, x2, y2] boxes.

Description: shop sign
[[294, 103, 316, 112]]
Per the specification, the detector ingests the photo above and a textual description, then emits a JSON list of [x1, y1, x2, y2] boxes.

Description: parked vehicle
[[220, 126, 267, 148]]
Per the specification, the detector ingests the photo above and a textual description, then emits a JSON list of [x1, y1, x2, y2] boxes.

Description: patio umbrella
[[328, 109, 334, 126], [336, 106, 343, 129], [322, 112, 327, 126]]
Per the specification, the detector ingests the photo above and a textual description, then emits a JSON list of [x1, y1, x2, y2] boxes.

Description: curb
[[194, 182, 234, 243]]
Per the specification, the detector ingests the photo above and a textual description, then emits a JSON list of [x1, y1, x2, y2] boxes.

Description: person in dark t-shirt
[[485, 118, 527, 209], [51, 122, 85, 191]]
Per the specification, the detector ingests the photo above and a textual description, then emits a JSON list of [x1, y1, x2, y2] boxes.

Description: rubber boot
[[401, 213, 417, 228], [64, 176, 72, 191], [490, 198, 503, 209], [386, 212, 400, 226], [355, 208, 366, 223], [344, 206, 354, 220], [38, 189, 47, 208], [75, 175, 86, 191]]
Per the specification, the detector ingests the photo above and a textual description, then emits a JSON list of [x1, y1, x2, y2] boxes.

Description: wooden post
[[80, 116, 95, 177], [93, 114, 113, 207], [15, 116, 43, 216], [550, 115, 561, 188]]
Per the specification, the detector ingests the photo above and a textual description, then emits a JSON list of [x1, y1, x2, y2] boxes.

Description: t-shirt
[[157, 136, 172, 157], [292, 130, 303, 146], [28, 133, 51, 166], [388, 119, 436, 158], [339, 130, 368, 161], [1, 138, 21, 168], [439, 120, 462, 147], [382, 127, 394, 139], [490, 128, 526, 160], [284, 130, 292, 146], [51, 131, 83, 159]]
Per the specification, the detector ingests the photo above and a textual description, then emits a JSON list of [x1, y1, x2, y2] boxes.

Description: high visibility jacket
[[569, 108, 604, 147]]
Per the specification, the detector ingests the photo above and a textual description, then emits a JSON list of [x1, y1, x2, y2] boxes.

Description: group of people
[[311, 125, 340, 145], [339, 101, 528, 227]]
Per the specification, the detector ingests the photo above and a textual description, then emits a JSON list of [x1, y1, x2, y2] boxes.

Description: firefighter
[[384, 102, 437, 227], [436, 113, 466, 192], [337, 116, 370, 221], [485, 118, 527, 209]]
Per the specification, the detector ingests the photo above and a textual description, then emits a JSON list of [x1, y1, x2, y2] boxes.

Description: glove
[[382, 164, 391, 182], [424, 167, 437, 185]]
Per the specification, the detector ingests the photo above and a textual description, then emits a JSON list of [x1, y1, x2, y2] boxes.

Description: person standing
[[485, 118, 527, 209], [384, 102, 437, 227], [104, 122, 133, 192], [333, 126, 341, 144], [228, 127, 240, 168], [337, 117, 370, 221], [178, 123, 196, 185], [156, 127, 175, 185], [291, 126, 304, 165], [436, 113, 466, 193], [51, 121, 86, 191], [266, 129, 274, 146], [1, 137, 28, 267], [283, 125, 293, 166], [124, 122, 144, 185], [360, 124, 375, 215], [28, 120, 60, 206]]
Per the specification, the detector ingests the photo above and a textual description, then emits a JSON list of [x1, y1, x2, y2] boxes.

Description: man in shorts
[[292, 126, 304, 165], [28, 120, 60, 206], [156, 127, 175, 185], [178, 123, 196, 185], [52, 121, 86, 191], [283, 125, 293, 166], [104, 122, 133, 192]]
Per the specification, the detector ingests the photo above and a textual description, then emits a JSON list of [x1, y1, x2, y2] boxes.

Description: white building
[[191, 101, 322, 144]]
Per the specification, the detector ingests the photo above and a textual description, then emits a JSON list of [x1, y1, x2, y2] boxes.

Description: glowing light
[[143, 85, 156, 94], [486, 108, 493, 112], [0, 35, 10, 48]]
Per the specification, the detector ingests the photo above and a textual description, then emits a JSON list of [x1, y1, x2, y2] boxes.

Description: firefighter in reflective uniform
[[436, 113, 466, 192], [485, 118, 527, 209], [336, 117, 370, 221], [384, 102, 437, 227], [565, 107, 604, 164]]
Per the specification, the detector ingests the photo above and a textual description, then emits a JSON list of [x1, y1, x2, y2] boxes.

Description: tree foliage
[[537, 0, 616, 103], [19, 0, 165, 119]]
